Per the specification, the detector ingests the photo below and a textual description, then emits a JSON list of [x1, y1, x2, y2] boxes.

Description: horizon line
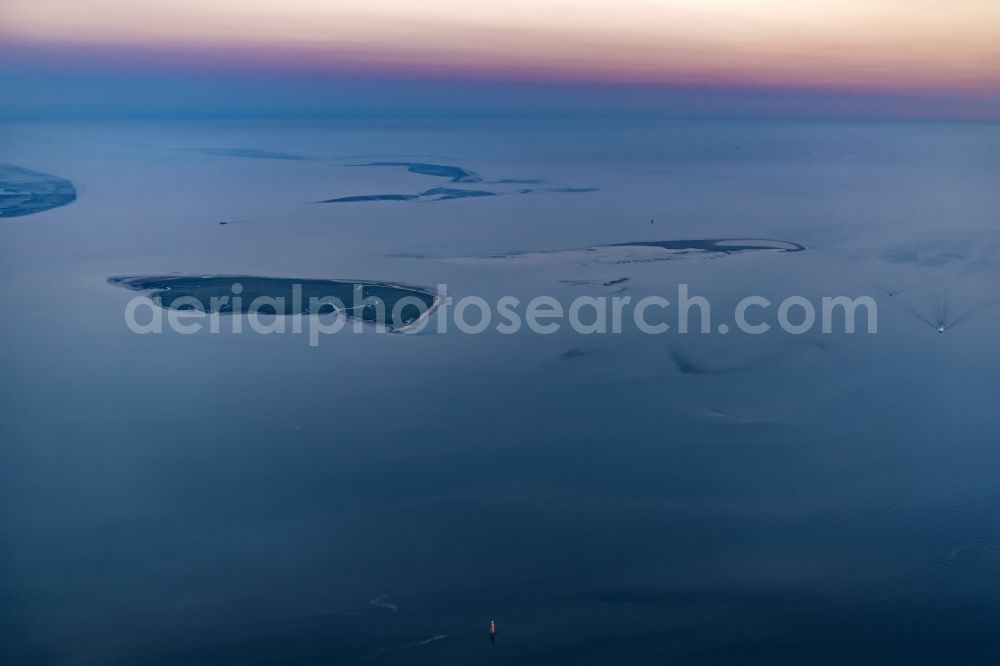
[[3, 36, 1000, 99]]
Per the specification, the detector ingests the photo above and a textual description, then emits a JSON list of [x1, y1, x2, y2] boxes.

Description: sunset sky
[[2, 0, 998, 118]]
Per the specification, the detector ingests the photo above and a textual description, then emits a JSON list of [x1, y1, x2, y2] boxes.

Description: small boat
[[489, 619, 496, 643]]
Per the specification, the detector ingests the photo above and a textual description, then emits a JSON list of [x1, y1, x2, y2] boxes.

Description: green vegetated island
[[109, 274, 440, 331]]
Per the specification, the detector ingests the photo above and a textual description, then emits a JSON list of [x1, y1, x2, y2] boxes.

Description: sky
[[1, 0, 998, 119]]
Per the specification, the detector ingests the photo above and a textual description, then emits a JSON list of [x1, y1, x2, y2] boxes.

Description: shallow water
[[1, 118, 1000, 665]]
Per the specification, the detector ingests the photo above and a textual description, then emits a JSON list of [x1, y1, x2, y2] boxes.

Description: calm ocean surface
[[2, 118, 1000, 664]]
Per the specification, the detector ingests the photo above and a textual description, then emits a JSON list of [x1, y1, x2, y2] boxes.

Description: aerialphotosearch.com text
[[124, 282, 878, 346]]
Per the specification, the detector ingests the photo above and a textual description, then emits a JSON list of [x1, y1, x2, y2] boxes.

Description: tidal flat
[[323, 161, 597, 203], [0, 163, 76, 218], [452, 238, 806, 267], [185, 147, 311, 161]]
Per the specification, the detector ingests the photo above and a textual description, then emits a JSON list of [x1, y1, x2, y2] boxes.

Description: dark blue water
[[2, 118, 1000, 664]]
